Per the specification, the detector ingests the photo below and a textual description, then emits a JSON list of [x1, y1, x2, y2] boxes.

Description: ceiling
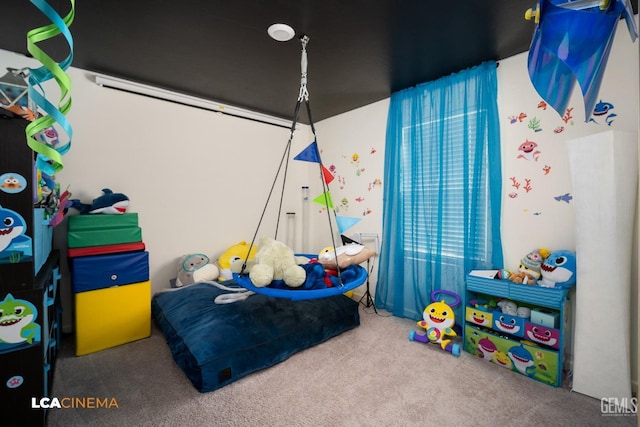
[[2, 1, 637, 125]]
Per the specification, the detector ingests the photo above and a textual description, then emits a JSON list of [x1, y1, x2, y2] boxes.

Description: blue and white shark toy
[[538, 250, 576, 289], [69, 188, 130, 214], [0, 204, 32, 261]]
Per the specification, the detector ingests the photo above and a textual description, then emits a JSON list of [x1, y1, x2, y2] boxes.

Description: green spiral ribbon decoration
[[25, 0, 75, 175]]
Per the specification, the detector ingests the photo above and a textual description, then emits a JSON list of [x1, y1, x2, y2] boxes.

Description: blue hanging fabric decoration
[[526, 0, 637, 121], [25, 0, 75, 175]]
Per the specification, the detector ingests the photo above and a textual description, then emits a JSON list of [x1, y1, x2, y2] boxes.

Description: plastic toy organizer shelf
[[463, 274, 569, 387]]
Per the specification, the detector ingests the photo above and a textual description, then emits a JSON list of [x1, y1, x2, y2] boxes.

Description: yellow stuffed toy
[[217, 241, 258, 281]]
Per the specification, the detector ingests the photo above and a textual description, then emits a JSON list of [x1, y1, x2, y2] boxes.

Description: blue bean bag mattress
[[152, 282, 360, 393]]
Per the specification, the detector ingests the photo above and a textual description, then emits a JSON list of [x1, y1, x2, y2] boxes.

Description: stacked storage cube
[[67, 213, 151, 356]]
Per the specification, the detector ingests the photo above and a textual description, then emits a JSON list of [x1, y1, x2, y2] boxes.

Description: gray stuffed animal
[[176, 253, 219, 287]]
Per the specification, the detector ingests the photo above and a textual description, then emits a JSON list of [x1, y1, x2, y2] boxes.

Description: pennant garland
[[295, 141, 362, 234], [25, 0, 75, 175]]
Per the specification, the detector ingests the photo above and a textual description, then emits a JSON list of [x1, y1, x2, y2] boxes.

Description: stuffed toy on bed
[[318, 243, 376, 270], [249, 236, 306, 288], [175, 253, 219, 287], [217, 241, 258, 281]]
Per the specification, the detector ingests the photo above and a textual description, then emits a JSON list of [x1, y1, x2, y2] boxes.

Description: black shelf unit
[[0, 113, 61, 425]]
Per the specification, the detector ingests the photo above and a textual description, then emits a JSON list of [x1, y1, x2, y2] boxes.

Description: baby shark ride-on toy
[[409, 289, 461, 357]]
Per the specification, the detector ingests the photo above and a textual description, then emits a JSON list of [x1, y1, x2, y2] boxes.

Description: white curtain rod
[[94, 73, 294, 129]]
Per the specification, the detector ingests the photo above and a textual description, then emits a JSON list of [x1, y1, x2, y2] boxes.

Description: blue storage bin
[[492, 310, 526, 338], [509, 282, 568, 308], [466, 275, 510, 298], [72, 251, 149, 292]]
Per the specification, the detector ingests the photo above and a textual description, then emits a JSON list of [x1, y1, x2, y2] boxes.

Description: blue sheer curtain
[[375, 61, 503, 321]]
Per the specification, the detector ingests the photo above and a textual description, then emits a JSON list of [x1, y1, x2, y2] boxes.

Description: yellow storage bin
[[465, 305, 493, 328], [75, 280, 151, 356]]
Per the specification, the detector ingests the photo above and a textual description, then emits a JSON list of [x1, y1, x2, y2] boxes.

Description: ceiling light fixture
[[267, 23, 295, 42]]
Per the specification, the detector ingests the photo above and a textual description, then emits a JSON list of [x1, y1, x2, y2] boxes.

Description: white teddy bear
[[249, 236, 306, 288]]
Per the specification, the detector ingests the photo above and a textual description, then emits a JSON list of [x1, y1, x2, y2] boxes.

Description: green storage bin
[[67, 226, 142, 248], [68, 213, 138, 231]]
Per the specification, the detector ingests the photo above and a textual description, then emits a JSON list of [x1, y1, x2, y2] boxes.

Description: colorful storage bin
[[492, 311, 526, 338], [464, 324, 561, 387], [71, 251, 149, 292], [523, 322, 561, 350], [75, 280, 151, 356], [530, 307, 560, 328], [465, 305, 493, 328]]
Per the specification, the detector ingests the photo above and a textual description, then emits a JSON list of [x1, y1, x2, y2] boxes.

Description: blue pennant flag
[[336, 216, 361, 234], [294, 141, 320, 163]]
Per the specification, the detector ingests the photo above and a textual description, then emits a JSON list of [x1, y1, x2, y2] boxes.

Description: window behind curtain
[[376, 61, 502, 321], [401, 109, 490, 263]]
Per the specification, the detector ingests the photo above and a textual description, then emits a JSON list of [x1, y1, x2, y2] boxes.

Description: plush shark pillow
[[538, 250, 576, 288], [69, 188, 130, 214]]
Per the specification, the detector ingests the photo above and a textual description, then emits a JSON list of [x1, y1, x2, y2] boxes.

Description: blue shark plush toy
[[538, 250, 576, 289], [69, 188, 130, 214]]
